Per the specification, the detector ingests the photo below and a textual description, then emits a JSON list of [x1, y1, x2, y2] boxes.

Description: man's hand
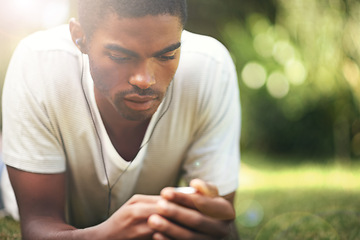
[[9, 164, 235, 240], [97, 194, 162, 240], [148, 179, 236, 240]]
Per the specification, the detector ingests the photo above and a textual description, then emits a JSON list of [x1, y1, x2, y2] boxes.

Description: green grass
[[0, 216, 20, 240], [1, 153, 359, 239], [235, 153, 360, 240]]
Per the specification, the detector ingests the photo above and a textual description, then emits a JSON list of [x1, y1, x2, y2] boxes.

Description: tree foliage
[[187, 0, 360, 161]]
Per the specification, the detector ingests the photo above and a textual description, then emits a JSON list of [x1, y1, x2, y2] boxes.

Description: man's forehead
[[97, 13, 182, 31], [89, 14, 183, 53]]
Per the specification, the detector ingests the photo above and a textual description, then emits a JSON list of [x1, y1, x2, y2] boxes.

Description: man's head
[[70, 1, 186, 122], [78, 0, 187, 39]]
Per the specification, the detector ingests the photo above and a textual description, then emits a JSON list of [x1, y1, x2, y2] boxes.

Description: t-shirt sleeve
[[2, 40, 66, 173], [181, 38, 241, 196]]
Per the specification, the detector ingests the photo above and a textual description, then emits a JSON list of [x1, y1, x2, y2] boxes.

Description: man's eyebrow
[[153, 42, 181, 57], [104, 44, 139, 58], [104, 42, 181, 58]]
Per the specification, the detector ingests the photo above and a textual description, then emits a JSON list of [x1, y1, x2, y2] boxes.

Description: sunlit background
[[0, 0, 74, 106], [1, 0, 69, 29], [0, 0, 360, 239]]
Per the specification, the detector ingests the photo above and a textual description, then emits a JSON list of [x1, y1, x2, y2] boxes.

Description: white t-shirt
[[2, 25, 241, 227]]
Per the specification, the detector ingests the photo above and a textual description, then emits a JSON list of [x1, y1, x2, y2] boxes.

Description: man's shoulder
[[6, 25, 83, 104], [174, 31, 237, 102], [18, 24, 78, 56], [180, 30, 230, 61]]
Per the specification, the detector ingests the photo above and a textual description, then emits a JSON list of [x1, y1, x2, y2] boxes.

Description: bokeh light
[[266, 71, 289, 98], [249, 15, 271, 36], [253, 33, 275, 58], [285, 59, 307, 85], [272, 40, 295, 65], [342, 58, 360, 88], [241, 62, 267, 89], [236, 200, 264, 228]]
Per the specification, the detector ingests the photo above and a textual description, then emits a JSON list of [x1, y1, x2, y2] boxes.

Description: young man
[[2, 0, 241, 239]]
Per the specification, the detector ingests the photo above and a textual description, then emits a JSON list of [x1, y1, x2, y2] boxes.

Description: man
[[2, 0, 241, 239]]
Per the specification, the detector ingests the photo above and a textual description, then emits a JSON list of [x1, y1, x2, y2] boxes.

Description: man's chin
[[117, 108, 155, 122]]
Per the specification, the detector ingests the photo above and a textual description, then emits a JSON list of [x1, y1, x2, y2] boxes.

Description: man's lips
[[125, 94, 157, 102], [123, 94, 157, 111]]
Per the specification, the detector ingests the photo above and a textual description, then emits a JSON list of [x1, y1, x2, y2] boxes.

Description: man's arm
[[9, 166, 237, 240], [223, 192, 240, 240], [7, 166, 161, 240], [7, 166, 94, 239]]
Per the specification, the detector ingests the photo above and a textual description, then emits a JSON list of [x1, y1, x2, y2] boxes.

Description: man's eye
[[157, 53, 176, 61], [109, 54, 132, 62]]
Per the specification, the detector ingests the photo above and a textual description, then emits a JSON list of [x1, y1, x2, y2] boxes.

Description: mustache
[[122, 86, 159, 96], [115, 86, 163, 101]]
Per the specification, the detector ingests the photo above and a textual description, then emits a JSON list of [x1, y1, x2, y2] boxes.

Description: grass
[[235, 153, 360, 240], [0, 153, 359, 239], [0, 216, 20, 240]]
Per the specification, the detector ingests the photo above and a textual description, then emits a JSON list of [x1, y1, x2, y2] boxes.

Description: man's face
[[86, 14, 183, 121]]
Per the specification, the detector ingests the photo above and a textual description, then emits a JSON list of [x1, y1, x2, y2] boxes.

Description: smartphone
[[174, 187, 196, 194]]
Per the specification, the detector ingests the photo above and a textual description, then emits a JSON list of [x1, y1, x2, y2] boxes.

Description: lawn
[[235, 153, 360, 240], [0, 153, 359, 239], [0, 216, 20, 240]]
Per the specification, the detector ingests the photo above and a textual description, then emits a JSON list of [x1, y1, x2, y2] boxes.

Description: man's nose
[[129, 60, 155, 89]]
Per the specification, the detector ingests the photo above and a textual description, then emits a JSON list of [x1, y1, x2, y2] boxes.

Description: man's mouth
[[123, 94, 157, 111]]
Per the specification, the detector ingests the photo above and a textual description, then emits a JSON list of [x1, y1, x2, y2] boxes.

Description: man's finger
[[190, 179, 219, 197], [149, 200, 228, 238], [160, 187, 197, 209], [189, 194, 235, 220]]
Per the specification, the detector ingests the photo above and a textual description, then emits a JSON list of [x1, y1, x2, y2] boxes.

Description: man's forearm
[[23, 219, 103, 240]]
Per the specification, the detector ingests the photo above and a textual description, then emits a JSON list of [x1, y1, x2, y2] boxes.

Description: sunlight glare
[[42, 1, 70, 28], [13, 0, 32, 10], [2, 0, 69, 31]]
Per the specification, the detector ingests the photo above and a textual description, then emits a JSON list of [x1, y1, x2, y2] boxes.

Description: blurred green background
[[1, 0, 360, 239], [186, 0, 360, 161]]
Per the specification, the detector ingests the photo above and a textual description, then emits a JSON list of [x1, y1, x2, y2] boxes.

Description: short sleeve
[[2, 40, 66, 173], [181, 38, 241, 196]]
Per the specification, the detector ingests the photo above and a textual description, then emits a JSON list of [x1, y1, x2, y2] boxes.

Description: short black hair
[[78, 0, 187, 38]]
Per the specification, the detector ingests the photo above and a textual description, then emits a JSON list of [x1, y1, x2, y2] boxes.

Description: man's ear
[[69, 18, 88, 54]]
